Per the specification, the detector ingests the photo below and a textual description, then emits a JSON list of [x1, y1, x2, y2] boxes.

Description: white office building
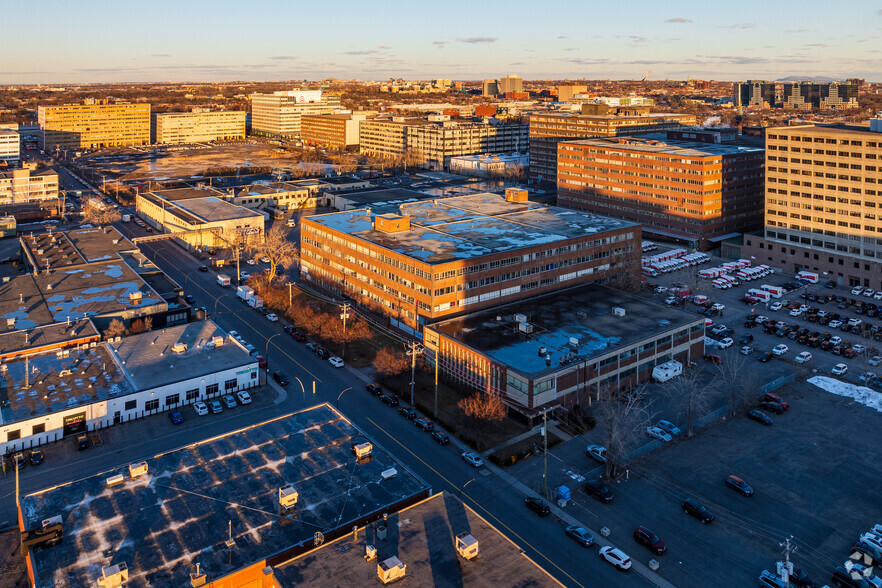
[[0, 128, 20, 162], [250, 90, 343, 138]]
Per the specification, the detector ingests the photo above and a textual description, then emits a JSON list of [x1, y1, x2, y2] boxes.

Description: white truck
[[652, 360, 683, 383], [121, 214, 132, 222], [248, 295, 264, 309], [237, 285, 254, 301], [216, 274, 231, 287]]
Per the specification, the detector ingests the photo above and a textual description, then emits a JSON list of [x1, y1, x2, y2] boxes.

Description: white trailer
[[652, 360, 683, 383], [237, 285, 255, 301], [217, 274, 231, 287]]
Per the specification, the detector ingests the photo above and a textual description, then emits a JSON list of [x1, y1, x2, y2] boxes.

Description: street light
[[294, 376, 306, 405], [336, 387, 352, 409], [264, 333, 283, 384], [458, 478, 475, 499]]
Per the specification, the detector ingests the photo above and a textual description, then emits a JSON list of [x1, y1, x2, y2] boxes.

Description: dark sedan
[[633, 526, 666, 555], [760, 400, 786, 414], [380, 394, 399, 407], [398, 407, 417, 420], [725, 475, 754, 497], [757, 352, 774, 363], [565, 525, 595, 547], [168, 410, 184, 425], [584, 479, 614, 503], [29, 449, 44, 466], [524, 497, 551, 517], [748, 409, 774, 425], [365, 383, 383, 396], [431, 431, 450, 445], [682, 499, 715, 523]]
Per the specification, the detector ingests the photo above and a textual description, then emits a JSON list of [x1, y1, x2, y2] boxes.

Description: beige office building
[[249, 90, 342, 137], [0, 165, 59, 205], [300, 113, 365, 150], [739, 121, 882, 288], [152, 110, 246, 144], [0, 128, 20, 162], [37, 101, 150, 151]]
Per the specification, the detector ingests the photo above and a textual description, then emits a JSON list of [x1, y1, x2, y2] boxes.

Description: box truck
[[796, 271, 819, 283], [217, 274, 231, 287], [248, 295, 264, 309], [760, 285, 784, 298], [237, 285, 254, 301]]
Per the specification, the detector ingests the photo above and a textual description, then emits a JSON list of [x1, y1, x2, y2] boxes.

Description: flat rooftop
[[565, 136, 765, 157], [771, 122, 879, 137], [309, 193, 636, 264], [531, 111, 693, 121], [150, 186, 225, 201], [21, 227, 134, 269], [108, 321, 256, 391], [175, 197, 265, 223], [230, 182, 307, 198], [335, 188, 429, 212], [0, 341, 132, 426], [0, 319, 97, 358], [22, 405, 430, 588], [273, 492, 560, 587], [430, 284, 702, 377]]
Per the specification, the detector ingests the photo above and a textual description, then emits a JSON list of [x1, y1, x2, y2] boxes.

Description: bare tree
[[104, 318, 127, 338], [83, 197, 122, 225], [402, 148, 426, 172], [714, 353, 756, 415], [374, 347, 409, 377], [662, 365, 720, 438], [596, 382, 654, 479], [457, 392, 507, 450], [247, 224, 298, 283]]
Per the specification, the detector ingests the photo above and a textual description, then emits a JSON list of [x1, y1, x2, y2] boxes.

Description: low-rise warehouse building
[[423, 284, 705, 420], [0, 320, 258, 455], [19, 405, 430, 587]]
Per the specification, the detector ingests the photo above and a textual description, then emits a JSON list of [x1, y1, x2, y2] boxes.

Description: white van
[[652, 360, 683, 383]]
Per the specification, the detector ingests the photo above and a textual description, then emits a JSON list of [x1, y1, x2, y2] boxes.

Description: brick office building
[[300, 190, 640, 333], [557, 131, 765, 249]]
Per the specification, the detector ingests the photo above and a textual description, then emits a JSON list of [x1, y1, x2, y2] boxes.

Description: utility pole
[[288, 282, 294, 308], [433, 348, 439, 419], [406, 342, 423, 406], [777, 536, 795, 587], [339, 303, 351, 359], [542, 408, 548, 498]]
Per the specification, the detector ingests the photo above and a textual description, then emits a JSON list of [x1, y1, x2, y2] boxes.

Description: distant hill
[[776, 76, 843, 83]]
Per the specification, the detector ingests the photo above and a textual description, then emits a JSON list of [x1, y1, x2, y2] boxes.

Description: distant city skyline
[[3, 0, 881, 84]]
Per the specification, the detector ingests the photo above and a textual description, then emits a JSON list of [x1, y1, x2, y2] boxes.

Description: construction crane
[[641, 70, 651, 82]]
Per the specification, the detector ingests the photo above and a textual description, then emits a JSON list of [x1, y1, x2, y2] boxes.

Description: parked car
[[584, 479, 614, 503], [739, 333, 754, 344], [770, 301, 783, 311], [328, 356, 344, 368], [682, 499, 715, 523], [725, 475, 754, 497], [655, 420, 681, 436], [431, 431, 450, 445], [647, 426, 673, 442], [748, 409, 773, 425], [168, 410, 184, 425], [795, 351, 813, 363], [272, 371, 290, 387], [832, 363, 849, 376], [193, 401, 209, 416], [717, 337, 734, 349], [29, 449, 44, 466], [586, 444, 607, 463], [758, 570, 788, 588], [524, 497, 551, 517], [461, 452, 483, 468], [758, 352, 774, 363], [414, 417, 434, 432], [598, 546, 632, 570], [772, 344, 789, 356], [633, 526, 666, 555], [832, 563, 878, 588], [76, 434, 90, 451], [266, 313, 279, 322], [236, 391, 252, 405], [761, 401, 786, 414], [741, 346, 754, 355], [763, 392, 789, 409], [704, 354, 723, 364], [398, 407, 417, 420], [366, 383, 383, 396], [381, 394, 399, 407], [209, 400, 224, 414], [565, 525, 595, 547]]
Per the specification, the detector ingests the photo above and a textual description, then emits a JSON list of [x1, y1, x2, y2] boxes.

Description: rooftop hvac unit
[[612, 307, 626, 317], [378, 556, 406, 584], [514, 313, 527, 323], [172, 342, 188, 354], [97, 563, 129, 588], [279, 484, 298, 509], [518, 322, 533, 334], [455, 532, 480, 560], [353, 442, 372, 460], [129, 291, 142, 302], [364, 545, 377, 561], [381, 468, 397, 480], [569, 337, 580, 348], [106, 474, 125, 487], [128, 461, 148, 478], [210, 336, 224, 347], [537, 346, 546, 356]]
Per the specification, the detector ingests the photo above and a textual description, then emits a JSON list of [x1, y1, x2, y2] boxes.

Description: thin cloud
[[432, 41, 447, 47], [456, 37, 496, 43], [804, 43, 827, 47], [151, 54, 171, 58], [269, 56, 297, 61], [665, 17, 693, 23], [562, 57, 611, 65], [786, 29, 809, 33], [557, 35, 568, 39], [722, 23, 756, 29], [377, 45, 392, 49], [343, 50, 379, 55], [876, 9, 882, 15]]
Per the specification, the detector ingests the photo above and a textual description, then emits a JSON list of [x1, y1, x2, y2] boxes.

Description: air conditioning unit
[[569, 337, 580, 348], [353, 442, 372, 460], [97, 563, 129, 588], [537, 346, 546, 356], [455, 532, 480, 560], [381, 468, 397, 480], [211, 336, 224, 347], [106, 474, 125, 487], [612, 307, 626, 317], [514, 313, 527, 323], [518, 322, 533, 334], [378, 556, 406, 584], [279, 484, 298, 508], [172, 342, 188, 354], [364, 545, 377, 561], [128, 461, 148, 478]]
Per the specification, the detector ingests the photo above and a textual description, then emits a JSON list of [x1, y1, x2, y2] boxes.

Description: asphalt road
[[2, 221, 655, 588]]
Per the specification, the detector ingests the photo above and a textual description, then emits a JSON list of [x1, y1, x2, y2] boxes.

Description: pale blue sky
[[3, 0, 881, 83]]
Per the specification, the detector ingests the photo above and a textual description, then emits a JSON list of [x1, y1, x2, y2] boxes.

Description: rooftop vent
[[364, 545, 377, 561], [518, 322, 533, 334], [378, 556, 406, 585], [189, 563, 207, 588], [210, 335, 224, 347], [538, 346, 546, 356], [279, 484, 298, 509], [381, 468, 398, 480], [373, 213, 411, 233], [97, 563, 129, 588], [129, 291, 142, 303], [569, 337, 580, 348], [106, 474, 125, 487], [576, 311, 587, 319], [171, 342, 188, 354], [870, 118, 881, 133], [455, 532, 480, 560], [514, 313, 527, 323], [505, 187, 528, 202], [613, 307, 626, 317], [128, 461, 148, 478], [353, 442, 372, 460]]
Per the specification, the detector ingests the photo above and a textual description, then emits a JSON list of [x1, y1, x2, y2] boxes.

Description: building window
[[534, 378, 555, 394], [125, 400, 137, 411], [186, 388, 199, 401], [225, 378, 237, 390], [145, 399, 159, 412], [251, 370, 257, 379], [32, 423, 45, 435], [166, 393, 180, 406], [506, 373, 528, 393], [7, 430, 21, 442], [206, 383, 219, 395]]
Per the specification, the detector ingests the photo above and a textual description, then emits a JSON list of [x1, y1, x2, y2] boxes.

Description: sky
[[3, 0, 881, 84]]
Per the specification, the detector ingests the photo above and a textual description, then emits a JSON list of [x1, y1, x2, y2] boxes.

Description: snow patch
[[808, 376, 882, 412]]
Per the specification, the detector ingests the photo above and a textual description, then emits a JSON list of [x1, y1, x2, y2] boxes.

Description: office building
[[557, 131, 765, 249], [301, 113, 365, 150], [0, 128, 20, 162], [449, 152, 529, 178], [528, 110, 697, 184], [249, 89, 342, 137], [359, 115, 528, 170], [0, 164, 58, 205], [18, 405, 431, 587], [300, 191, 640, 332], [136, 187, 265, 249], [482, 79, 499, 97], [782, 82, 859, 109], [0, 321, 258, 455], [738, 121, 882, 289], [734, 81, 776, 108], [151, 110, 246, 144], [227, 181, 325, 210], [497, 74, 523, 95], [423, 284, 705, 420], [555, 85, 588, 102], [37, 100, 150, 151]]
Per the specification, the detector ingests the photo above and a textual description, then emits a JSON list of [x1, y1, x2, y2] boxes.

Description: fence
[[760, 372, 800, 394]]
